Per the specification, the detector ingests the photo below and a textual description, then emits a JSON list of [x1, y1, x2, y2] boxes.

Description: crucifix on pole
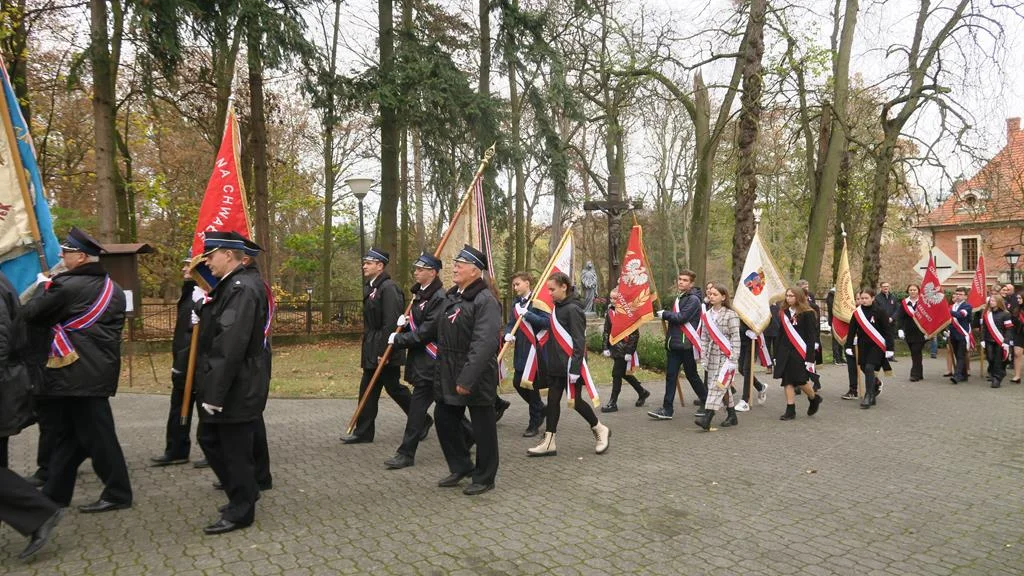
[[582, 176, 643, 292]]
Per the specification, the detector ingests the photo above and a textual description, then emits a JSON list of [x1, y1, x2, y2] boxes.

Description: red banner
[[914, 255, 952, 339], [191, 105, 252, 258], [968, 253, 987, 310], [609, 226, 656, 345]]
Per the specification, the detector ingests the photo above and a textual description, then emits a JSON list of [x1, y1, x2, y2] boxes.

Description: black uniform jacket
[[981, 309, 1014, 345], [361, 272, 406, 369], [195, 265, 269, 423], [392, 278, 445, 385], [543, 296, 587, 377], [772, 308, 818, 379], [603, 305, 639, 359], [435, 278, 501, 407], [662, 288, 703, 351], [23, 262, 126, 397], [849, 304, 895, 369], [892, 298, 925, 343], [172, 280, 197, 377], [0, 273, 33, 437]]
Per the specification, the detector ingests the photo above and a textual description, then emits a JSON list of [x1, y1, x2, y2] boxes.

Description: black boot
[[860, 391, 874, 409], [635, 388, 651, 407], [991, 377, 1002, 388], [600, 400, 619, 413], [720, 407, 738, 427], [808, 394, 823, 416], [779, 404, 796, 420], [695, 409, 716, 430]]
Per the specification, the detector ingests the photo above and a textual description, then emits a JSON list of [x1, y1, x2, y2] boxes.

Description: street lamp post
[[1005, 248, 1020, 286], [305, 285, 314, 334], [345, 178, 374, 263]]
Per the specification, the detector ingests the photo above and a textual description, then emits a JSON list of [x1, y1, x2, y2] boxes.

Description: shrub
[[587, 330, 667, 372]]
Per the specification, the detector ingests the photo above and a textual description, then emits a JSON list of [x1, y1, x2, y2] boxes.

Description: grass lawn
[[118, 339, 665, 399]]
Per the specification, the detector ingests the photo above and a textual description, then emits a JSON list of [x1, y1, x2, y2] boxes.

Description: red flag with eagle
[[967, 253, 987, 310], [914, 255, 952, 339], [608, 226, 656, 345]]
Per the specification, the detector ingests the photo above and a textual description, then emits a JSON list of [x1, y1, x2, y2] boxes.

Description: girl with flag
[[774, 288, 824, 420], [981, 294, 1014, 388], [893, 284, 926, 381], [695, 283, 741, 430], [846, 288, 895, 409], [527, 272, 610, 457], [600, 288, 650, 413]]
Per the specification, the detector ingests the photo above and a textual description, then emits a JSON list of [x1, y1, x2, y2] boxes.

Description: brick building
[[917, 117, 1024, 289]]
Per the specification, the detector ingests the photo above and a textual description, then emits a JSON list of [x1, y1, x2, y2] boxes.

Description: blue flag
[[0, 56, 60, 294]]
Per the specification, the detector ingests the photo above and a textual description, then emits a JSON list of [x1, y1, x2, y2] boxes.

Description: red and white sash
[[407, 312, 438, 359], [49, 276, 116, 368], [625, 351, 640, 373], [700, 308, 733, 359], [263, 281, 275, 350], [550, 311, 600, 407], [901, 298, 916, 318], [951, 303, 974, 347], [713, 359, 737, 390], [755, 334, 772, 367], [983, 311, 1010, 360], [673, 295, 702, 359], [780, 309, 808, 361], [514, 300, 549, 385], [853, 307, 887, 352]]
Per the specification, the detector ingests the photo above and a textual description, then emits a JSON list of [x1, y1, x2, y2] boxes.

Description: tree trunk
[[413, 131, 425, 250], [862, 138, 896, 289], [398, 130, 409, 291], [320, 0, 342, 320], [831, 149, 852, 285], [247, 31, 271, 274], [1, 0, 30, 128], [507, 19, 525, 273], [689, 72, 712, 281], [731, 0, 766, 287], [89, 0, 119, 242], [378, 0, 399, 259]]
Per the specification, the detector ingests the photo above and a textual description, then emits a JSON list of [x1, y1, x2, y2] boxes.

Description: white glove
[[568, 373, 580, 384], [514, 303, 528, 316], [655, 310, 664, 319], [815, 342, 820, 351], [191, 285, 207, 303], [396, 314, 408, 328], [503, 333, 515, 343], [885, 350, 894, 359], [804, 362, 815, 373], [602, 349, 611, 357], [845, 348, 853, 356], [34, 272, 50, 286], [1002, 343, 1010, 354], [852, 336, 858, 345], [897, 329, 905, 339], [387, 333, 396, 345], [745, 330, 756, 340], [980, 341, 986, 349], [190, 311, 200, 326], [201, 403, 222, 415]]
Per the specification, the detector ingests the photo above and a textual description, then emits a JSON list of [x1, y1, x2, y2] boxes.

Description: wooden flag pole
[[0, 77, 49, 273], [346, 144, 496, 435]]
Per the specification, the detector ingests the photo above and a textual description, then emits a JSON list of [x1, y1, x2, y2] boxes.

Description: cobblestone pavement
[[2, 356, 1023, 575]]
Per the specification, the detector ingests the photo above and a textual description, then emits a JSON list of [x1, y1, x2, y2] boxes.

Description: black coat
[[361, 272, 405, 369], [542, 296, 586, 377], [0, 273, 33, 437], [773, 308, 817, 381], [950, 301, 973, 343], [505, 292, 549, 372], [603, 306, 639, 358], [23, 262, 126, 397], [892, 298, 925, 344], [874, 292, 898, 321], [662, 288, 703, 351], [392, 278, 445, 385], [435, 278, 501, 406], [195, 265, 270, 423], [849, 305, 895, 369], [981, 309, 1014, 345], [172, 280, 197, 376]]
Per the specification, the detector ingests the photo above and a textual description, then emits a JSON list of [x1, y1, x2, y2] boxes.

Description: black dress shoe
[[942, 372, 953, 377], [18, 508, 63, 559], [203, 518, 248, 535], [419, 415, 433, 441], [463, 482, 494, 496], [78, 499, 131, 513], [340, 434, 372, 444], [437, 471, 470, 487], [635, 389, 651, 407], [213, 481, 224, 490], [193, 458, 210, 469], [258, 482, 272, 491], [150, 454, 189, 467], [25, 473, 46, 488], [384, 453, 414, 469], [522, 426, 540, 438], [495, 399, 511, 422]]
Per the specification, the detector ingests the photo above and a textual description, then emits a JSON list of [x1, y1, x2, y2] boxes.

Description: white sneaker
[[734, 400, 750, 412], [756, 387, 767, 405]]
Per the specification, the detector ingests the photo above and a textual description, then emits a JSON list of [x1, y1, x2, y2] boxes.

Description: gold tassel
[[47, 350, 79, 369]]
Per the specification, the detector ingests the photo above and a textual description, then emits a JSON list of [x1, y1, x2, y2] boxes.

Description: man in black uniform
[[23, 227, 132, 513], [194, 231, 271, 535], [340, 248, 412, 444], [434, 245, 502, 495]]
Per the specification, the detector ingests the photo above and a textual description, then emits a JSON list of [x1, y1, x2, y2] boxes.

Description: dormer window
[[956, 189, 984, 214]]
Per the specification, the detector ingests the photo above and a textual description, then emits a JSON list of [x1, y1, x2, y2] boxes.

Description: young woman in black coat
[[773, 288, 823, 420], [981, 294, 1014, 388], [846, 288, 895, 409]]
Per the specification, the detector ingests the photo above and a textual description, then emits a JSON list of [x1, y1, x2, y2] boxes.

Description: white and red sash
[[983, 311, 1010, 360], [901, 298, 916, 318], [713, 359, 737, 390], [514, 300, 549, 385], [673, 295, 702, 359], [755, 334, 772, 367], [951, 303, 974, 347], [49, 276, 116, 368], [625, 351, 640, 373], [407, 312, 438, 359], [780, 309, 808, 362], [549, 311, 600, 407], [700, 308, 733, 359], [263, 282, 275, 350], [853, 307, 887, 352]]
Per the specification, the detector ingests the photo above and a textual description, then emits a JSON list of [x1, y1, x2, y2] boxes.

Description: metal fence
[[132, 299, 363, 341]]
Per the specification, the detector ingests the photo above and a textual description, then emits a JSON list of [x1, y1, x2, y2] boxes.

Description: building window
[[960, 237, 979, 271]]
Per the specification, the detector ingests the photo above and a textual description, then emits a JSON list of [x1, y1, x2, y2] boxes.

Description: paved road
[[2, 357, 1023, 575]]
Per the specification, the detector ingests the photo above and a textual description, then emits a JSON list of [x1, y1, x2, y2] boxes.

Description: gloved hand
[[1002, 343, 1010, 355], [387, 333, 396, 345], [804, 362, 815, 373], [201, 403, 222, 415], [897, 329, 905, 339], [602, 349, 611, 357], [852, 336, 858, 345], [34, 272, 50, 286], [655, 310, 664, 319], [396, 314, 408, 328], [191, 285, 207, 303], [745, 330, 756, 340], [503, 333, 515, 343], [815, 342, 820, 351], [845, 348, 853, 356], [885, 350, 894, 359], [980, 341, 986, 349], [568, 373, 580, 384], [514, 303, 528, 316], [190, 311, 200, 326]]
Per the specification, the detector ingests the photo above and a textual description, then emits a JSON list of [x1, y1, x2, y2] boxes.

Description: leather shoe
[[193, 458, 210, 469], [463, 482, 494, 496], [522, 425, 540, 438], [384, 453, 414, 469], [495, 399, 511, 422], [437, 470, 470, 487], [339, 434, 372, 444], [25, 473, 45, 488], [150, 454, 189, 467], [213, 481, 224, 490], [418, 415, 433, 441], [18, 508, 64, 559], [203, 518, 248, 535], [78, 499, 131, 513]]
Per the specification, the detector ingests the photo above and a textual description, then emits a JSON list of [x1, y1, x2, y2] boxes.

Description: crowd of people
[[2, 228, 1020, 561]]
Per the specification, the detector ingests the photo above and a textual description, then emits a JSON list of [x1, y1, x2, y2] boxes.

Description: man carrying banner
[[341, 248, 412, 444], [23, 228, 132, 513], [502, 272, 547, 437], [949, 287, 973, 384], [650, 270, 706, 420]]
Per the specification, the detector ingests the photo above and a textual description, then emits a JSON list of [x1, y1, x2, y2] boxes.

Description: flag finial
[[841, 223, 847, 238], [753, 208, 762, 224]]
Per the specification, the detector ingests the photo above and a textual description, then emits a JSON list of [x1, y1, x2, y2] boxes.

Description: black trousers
[[33, 396, 59, 480], [0, 466, 59, 536], [738, 337, 765, 403], [986, 344, 1006, 383], [846, 351, 859, 393], [163, 372, 196, 460], [42, 397, 132, 507], [951, 339, 969, 381], [254, 416, 272, 488], [831, 332, 845, 364], [435, 401, 497, 486], [512, 370, 545, 428], [545, 377, 598, 433], [609, 358, 646, 402], [350, 366, 411, 441], [663, 347, 705, 412], [199, 420, 258, 525], [396, 382, 472, 459], [0, 437, 7, 468], [907, 340, 924, 379]]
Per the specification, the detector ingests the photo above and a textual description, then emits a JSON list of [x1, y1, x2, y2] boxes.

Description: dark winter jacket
[[194, 265, 270, 423], [950, 301, 973, 343], [772, 308, 818, 379], [361, 272, 406, 369], [435, 278, 501, 406], [23, 262, 126, 397], [981, 309, 1014, 346], [542, 296, 586, 378], [0, 273, 33, 437], [892, 297, 925, 344], [848, 304, 895, 369], [505, 292, 549, 372], [391, 278, 445, 385], [661, 288, 703, 351], [172, 280, 197, 378], [603, 306, 639, 358], [874, 291, 898, 321]]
